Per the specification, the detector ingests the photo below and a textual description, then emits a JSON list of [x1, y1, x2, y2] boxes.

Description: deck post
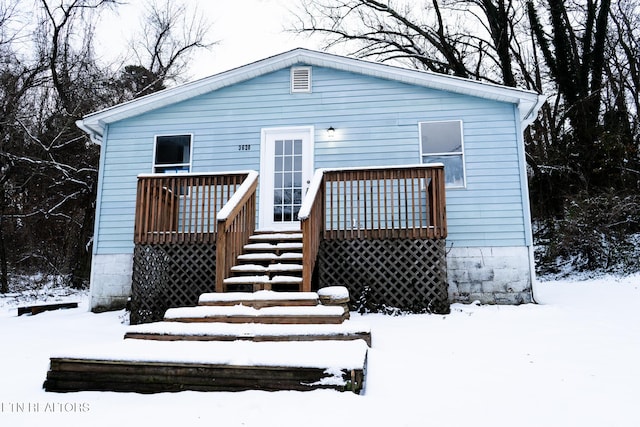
[[215, 228, 227, 293]]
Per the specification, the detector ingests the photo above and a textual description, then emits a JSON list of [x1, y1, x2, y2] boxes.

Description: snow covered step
[[223, 275, 270, 285], [44, 339, 367, 393], [270, 275, 303, 284], [230, 263, 303, 275], [237, 252, 279, 262], [198, 290, 318, 308], [279, 252, 303, 260], [222, 275, 303, 292], [230, 264, 268, 274], [267, 263, 303, 272], [124, 320, 372, 346], [237, 252, 303, 263], [164, 304, 349, 324], [249, 233, 303, 242], [243, 242, 303, 252]]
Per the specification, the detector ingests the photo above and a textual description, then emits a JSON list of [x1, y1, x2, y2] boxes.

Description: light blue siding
[[94, 65, 528, 254]]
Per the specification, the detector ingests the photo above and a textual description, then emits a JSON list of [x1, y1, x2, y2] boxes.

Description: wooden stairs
[[44, 234, 370, 394], [224, 231, 304, 292]]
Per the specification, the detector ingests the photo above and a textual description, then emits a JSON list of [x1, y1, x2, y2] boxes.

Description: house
[[77, 48, 545, 321]]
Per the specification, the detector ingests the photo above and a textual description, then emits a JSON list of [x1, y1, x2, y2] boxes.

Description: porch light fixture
[[327, 126, 335, 138]]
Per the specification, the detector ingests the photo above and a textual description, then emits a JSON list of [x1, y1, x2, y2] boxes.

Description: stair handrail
[[215, 171, 259, 293], [299, 169, 326, 293]]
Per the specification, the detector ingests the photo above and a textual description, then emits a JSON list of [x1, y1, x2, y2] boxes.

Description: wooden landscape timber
[[44, 357, 366, 393], [18, 302, 79, 316], [44, 288, 369, 394]]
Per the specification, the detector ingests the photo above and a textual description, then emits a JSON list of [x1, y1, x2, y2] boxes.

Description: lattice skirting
[[130, 243, 216, 324], [317, 238, 449, 314]]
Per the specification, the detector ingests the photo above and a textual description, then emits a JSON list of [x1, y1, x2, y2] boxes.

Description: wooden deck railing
[[136, 166, 446, 295], [215, 171, 258, 293], [134, 172, 251, 244], [299, 164, 447, 292]]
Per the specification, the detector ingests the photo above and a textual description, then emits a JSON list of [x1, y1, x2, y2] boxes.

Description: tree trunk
[[0, 213, 8, 294]]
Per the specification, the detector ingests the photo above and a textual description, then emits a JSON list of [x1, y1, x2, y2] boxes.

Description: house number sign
[[238, 144, 251, 151]]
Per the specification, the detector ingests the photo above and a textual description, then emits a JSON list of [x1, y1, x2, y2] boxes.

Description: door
[[259, 126, 314, 230]]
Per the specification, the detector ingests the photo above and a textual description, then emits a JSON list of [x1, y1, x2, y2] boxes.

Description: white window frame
[[152, 133, 193, 174], [259, 126, 315, 230], [418, 120, 466, 189]]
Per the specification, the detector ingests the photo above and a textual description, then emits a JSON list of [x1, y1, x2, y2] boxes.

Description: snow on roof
[[77, 48, 545, 143]]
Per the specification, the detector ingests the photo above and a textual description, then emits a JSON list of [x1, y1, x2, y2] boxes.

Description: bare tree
[[608, 0, 639, 142], [292, 0, 535, 87], [0, 0, 21, 47], [0, 0, 122, 287], [527, 0, 612, 190], [0, 0, 50, 292], [126, 0, 215, 97], [0, 0, 217, 291], [292, 0, 640, 273]]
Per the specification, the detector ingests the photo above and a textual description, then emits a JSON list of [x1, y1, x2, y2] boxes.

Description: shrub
[[535, 191, 640, 275]]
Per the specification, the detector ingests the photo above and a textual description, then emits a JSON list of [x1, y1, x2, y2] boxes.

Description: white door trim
[[259, 126, 314, 230]]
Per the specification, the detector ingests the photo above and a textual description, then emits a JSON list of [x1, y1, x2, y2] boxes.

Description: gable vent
[[291, 66, 312, 93]]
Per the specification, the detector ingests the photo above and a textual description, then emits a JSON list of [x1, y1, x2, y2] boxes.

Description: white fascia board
[[77, 48, 545, 137]]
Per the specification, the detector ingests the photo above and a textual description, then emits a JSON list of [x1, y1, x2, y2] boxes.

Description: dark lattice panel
[[318, 239, 449, 314], [130, 243, 216, 324]]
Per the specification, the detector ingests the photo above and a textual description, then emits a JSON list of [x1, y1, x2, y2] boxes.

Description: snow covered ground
[[1, 274, 639, 427]]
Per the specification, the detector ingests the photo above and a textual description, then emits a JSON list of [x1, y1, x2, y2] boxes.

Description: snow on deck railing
[[216, 171, 259, 221], [298, 169, 325, 221], [215, 171, 259, 293]]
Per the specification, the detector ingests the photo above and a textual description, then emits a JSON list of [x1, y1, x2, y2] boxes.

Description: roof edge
[[77, 48, 545, 136]]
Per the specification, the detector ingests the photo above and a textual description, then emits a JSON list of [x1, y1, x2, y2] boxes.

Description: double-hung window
[[419, 120, 465, 188], [153, 134, 192, 174]]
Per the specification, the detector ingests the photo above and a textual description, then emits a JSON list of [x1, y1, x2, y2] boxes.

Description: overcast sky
[[96, 0, 323, 81]]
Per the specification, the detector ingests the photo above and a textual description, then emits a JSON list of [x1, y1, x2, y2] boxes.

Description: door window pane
[[273, 136, 304, 222]]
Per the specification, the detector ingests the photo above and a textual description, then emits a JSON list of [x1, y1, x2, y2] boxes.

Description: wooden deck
[[132, 165, 447, 301]]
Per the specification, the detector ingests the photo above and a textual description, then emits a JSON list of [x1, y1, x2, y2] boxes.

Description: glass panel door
[[260, 127, 313, 230]]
